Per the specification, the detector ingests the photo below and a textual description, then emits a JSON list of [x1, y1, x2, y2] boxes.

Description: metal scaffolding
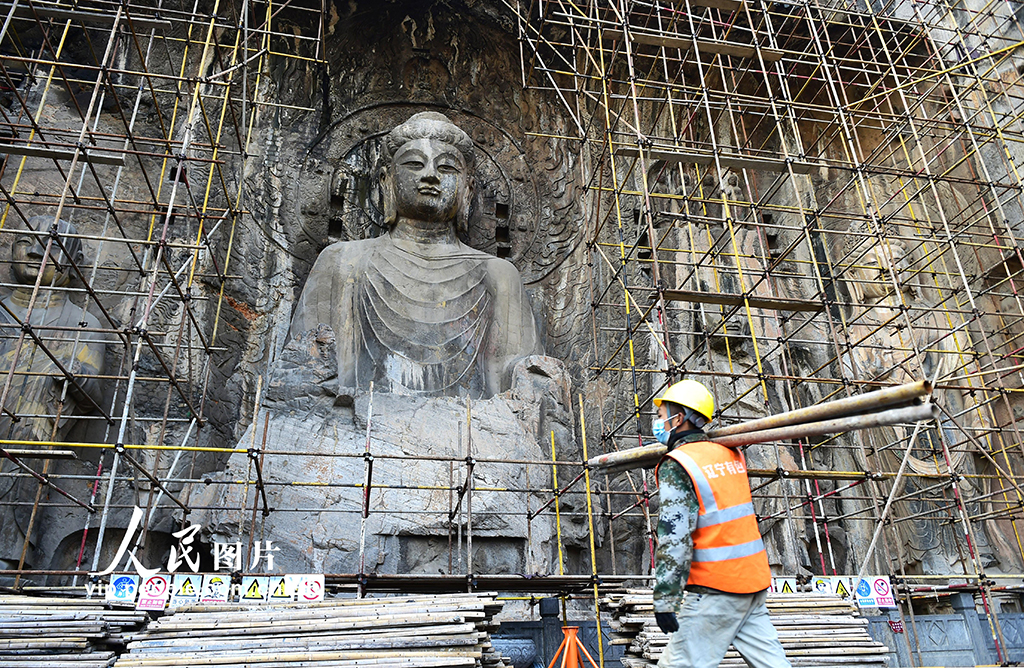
[[4, 0, 1024, 664], [0, 0, 313, 579], [507, 0, 1024, 660]]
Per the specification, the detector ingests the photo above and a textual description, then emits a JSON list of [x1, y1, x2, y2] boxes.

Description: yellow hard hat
[[654, 379, 715, 422]]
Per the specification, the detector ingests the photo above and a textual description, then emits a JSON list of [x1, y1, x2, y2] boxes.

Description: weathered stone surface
[[0, 218, 107, 571], [190, 355, 558, 574]]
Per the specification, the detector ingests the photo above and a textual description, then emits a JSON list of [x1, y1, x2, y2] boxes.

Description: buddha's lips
[[418, 186, 441, 196]]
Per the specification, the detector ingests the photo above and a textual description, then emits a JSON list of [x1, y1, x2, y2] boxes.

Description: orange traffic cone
[[547, 626, 600, 668]]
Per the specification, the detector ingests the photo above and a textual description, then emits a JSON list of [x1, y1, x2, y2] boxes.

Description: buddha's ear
[[457, 175, 475, 237], [380, 165, 396, 228]]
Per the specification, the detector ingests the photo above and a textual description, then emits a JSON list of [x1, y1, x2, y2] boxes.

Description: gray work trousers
[[657, 589, 791, 668]]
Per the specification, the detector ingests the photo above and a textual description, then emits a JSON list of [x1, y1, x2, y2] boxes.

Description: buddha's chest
[[356, 245, 494, 394]]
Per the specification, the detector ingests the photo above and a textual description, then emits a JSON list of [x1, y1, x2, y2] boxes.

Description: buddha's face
[[855, 243, 907, 300], [391, 137, 468, 224], [11, 233, 69, 286]]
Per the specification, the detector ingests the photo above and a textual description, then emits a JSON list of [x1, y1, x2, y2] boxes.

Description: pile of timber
[[0, 594, 148, 668], [115, 592, 512, 668], [602, 589, 890, 668]]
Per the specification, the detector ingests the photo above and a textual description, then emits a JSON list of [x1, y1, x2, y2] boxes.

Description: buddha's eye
[[437, 162, 460, 174], [401, 160, 425, 170]]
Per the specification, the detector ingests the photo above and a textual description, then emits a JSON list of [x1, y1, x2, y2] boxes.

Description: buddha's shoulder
[[448, 242, 517, 272], [314, 237, 381, 267], [481, 253, 525, 285]]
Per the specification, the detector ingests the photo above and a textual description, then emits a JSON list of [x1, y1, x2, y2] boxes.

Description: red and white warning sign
[[136, 573, 171, 610], [296, 574, 324, 602], [871, 576, 895, 607]]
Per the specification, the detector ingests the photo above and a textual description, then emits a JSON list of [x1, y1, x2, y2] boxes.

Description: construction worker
[[652, 379, 791, 668]]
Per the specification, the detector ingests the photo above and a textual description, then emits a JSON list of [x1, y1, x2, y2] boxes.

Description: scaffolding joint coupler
[[363, 452, 373, 463], [115, 442, 125, 455], [247, 448, 260, 461]]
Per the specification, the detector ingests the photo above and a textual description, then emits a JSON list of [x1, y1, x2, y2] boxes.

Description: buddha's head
[[381, 111, 475, 234], [854, 240, 908, 301], [11, 216, 83, 287]]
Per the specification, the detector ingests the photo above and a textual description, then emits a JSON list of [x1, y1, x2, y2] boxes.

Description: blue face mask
[[653, 416, 672, 444]]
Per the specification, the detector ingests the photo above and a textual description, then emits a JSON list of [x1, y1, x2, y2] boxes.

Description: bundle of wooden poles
[[114, 592, 512, 668], [603, 589, 890, 668], [589, 380, 935, 472], [0, 594, 148, 668]]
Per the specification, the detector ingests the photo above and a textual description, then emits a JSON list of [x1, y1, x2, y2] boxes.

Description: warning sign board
[[771, 577, 797, 594], [268, 575, 295, 603], [199, 574, 230, 604], [832, 577, 854, 599], [855, 576, 896, 608], [812, 577, 832, 594], [136, 573, 171, 610], [169, 573, 201, 608], [106, 574, 140, 604], [240, 576, 269, 604], [296, 574, 324, 603]]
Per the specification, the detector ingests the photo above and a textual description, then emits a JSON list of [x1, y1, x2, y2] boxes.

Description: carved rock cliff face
[[9, 0, 1024, 582]]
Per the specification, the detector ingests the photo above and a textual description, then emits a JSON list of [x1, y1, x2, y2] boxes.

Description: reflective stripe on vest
[[658, 440, 771, 593], [666, 450, 756, 531], [694, 537, 766, 562]]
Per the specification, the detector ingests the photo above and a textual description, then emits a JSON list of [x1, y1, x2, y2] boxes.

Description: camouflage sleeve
[[653, 459, 699, 613]]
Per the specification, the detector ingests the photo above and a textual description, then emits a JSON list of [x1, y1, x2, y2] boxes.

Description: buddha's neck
[[11, 285, 65, 307], [391, 218, 459, 246]]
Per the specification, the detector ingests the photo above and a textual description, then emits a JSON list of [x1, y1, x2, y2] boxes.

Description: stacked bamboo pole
[[114, 593, 511, 668], [588, 381, 934, 473], [602, 590, 890, 668], [0, 595, 148, 667]]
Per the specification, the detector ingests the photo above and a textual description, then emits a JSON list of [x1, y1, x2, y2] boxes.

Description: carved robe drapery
[[0, 290, 105, 441], [289, 234, 540, 398]]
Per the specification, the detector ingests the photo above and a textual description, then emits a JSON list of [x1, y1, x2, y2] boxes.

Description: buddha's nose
[[421, 165, 440, 183]]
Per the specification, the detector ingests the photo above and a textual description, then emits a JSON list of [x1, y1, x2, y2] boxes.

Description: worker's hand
[[655, 611, 678, 634]]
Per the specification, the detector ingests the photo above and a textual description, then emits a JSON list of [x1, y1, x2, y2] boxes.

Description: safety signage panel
[[296, 574, 324, 603], [240, 576, 269, 604], [832, 576, 854, 599], [268, 574, 295, 602], [855, 576, 896, 608], [136, 573, 171, 610], [771, 577, 797, 594], [106, 573, 140, 604], [811, 577, 832, 594], [169, 573, 201, 608], [199, 574, 231, 603]]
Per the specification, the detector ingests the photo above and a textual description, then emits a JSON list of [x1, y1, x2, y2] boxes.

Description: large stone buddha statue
[[190, 113, 563, 575], [289, 111, 540, 398]]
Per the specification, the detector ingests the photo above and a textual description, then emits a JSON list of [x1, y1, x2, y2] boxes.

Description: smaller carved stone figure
[[840, 235, 999, 573], [290, 111, 540, 398], [0, 216, 106, 568]]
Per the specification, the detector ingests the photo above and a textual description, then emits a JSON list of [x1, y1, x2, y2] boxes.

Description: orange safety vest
[[657, 440, 771, 594]]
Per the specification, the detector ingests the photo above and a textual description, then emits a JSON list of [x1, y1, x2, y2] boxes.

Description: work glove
[[655, 611, 679, 634]]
